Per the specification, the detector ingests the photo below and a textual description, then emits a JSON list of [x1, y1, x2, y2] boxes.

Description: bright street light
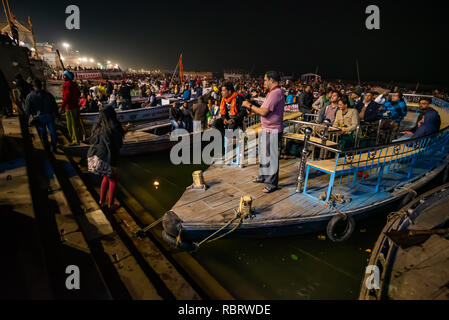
[[62, 42, 70, 54]]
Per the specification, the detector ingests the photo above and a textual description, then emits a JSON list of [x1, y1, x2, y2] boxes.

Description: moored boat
[[161, 95, 449, 251], [63, 86, 211, 125], [63, 119, 175, 156], [359, 183, 449, 300]]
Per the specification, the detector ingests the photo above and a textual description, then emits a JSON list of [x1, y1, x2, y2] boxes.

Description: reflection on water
[[119, 150, 386, 299]]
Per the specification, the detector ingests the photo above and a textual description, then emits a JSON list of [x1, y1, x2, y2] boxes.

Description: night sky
[[7, 0, 449, 85]]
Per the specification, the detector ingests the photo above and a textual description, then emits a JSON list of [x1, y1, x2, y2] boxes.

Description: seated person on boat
[[211, 82, 247, 134], [378, 91, 408, 139], [312, 88, 332, 117], [182, 85, 192, 100], [142, 91, 157, 107], [334, 96, 360, 150], [181, 101, 194, 132], [316, 90, 340, 124], [399, 97, 441, 140], [207, 98, 221, 127], [355, 90, 381, 124], [169, 102, 184, 130], [349, 88, 363, 107]]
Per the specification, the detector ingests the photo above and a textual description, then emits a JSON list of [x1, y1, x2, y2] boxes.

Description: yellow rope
[[141, 217, 163, 232], [203, 215, 243, 244], [195, 210, 242, 247], [175, 227, 182, 247]]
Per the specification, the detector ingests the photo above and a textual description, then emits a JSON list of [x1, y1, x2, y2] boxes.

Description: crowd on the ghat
[[4, 69, 446, 150], [2, 67, 447, 205]]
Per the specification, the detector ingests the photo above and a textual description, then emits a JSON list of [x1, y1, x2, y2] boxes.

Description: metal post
[[319, 119, 331, 160], [296, 127, 312, 193], [375, 118, 383, 146], [239, 130, 245, 168], [354, 125, 360, 148]]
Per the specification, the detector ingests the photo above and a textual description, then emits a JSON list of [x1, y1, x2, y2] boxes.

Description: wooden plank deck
[[172, 145, 447, 226], [172, 158, 391, 225], [388, 235, 449, 300]]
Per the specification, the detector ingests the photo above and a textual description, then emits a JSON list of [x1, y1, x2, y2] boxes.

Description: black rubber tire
[[326, 213, 356, 242], [162, 230, 198, 252], [162, 210, 183, 237]]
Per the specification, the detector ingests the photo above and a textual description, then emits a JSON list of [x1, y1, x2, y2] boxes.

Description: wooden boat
[[64, 119, 175, 156], [359, 183, 449, 300], [46, 79, 211, 125], [161, 95, 449, 250], [74, 88, 211, 125]]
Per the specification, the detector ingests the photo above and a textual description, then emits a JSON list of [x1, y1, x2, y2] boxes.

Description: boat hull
[[80, 105, 170, 124], [164, 153, 449, 244], [64, 134, 176, 156]]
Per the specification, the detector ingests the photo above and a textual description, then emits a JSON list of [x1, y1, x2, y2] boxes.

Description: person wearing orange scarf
[[211, 82, 246, 133], [220, 91, 239, 116]]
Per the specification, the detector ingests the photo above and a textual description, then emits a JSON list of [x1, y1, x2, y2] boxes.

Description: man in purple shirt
[[242, 71, 285, 193]]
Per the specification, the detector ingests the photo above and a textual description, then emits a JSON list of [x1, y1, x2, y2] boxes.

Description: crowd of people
[[5, 67, 447, 150], [166, 77, 444, 153], [2, 65, 447, 204]]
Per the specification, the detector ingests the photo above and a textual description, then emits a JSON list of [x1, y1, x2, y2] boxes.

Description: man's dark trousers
[[259, 130, 283, 190]]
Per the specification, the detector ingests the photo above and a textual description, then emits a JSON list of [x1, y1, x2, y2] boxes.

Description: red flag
[[178, 54, 183, 82], [28, 16, 32, 29]]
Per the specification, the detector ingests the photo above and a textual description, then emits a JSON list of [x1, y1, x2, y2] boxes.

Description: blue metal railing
[[304, 128, 449, 202], [302, 97, 449, 203]]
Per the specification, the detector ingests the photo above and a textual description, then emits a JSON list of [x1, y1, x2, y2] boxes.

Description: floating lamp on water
[[153, 180, 160, 189]]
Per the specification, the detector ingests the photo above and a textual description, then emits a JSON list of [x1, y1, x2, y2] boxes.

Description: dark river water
[[117, 150, 393, 299]]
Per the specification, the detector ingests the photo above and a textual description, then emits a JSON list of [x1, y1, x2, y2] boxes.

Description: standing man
[[61, 70, 81, 145], [118, 81, 132, 110], [24, 79, 59, 153], [191, 95, 209, 131], [298, 84, 314, 114], [0, 70, 13, 117], [14, 74, 32, 113], [242, 71, 285, 193]]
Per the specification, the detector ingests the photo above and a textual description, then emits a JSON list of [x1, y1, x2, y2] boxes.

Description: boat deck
[[388, 234, 449, 299], [389, 188, 449, 300]]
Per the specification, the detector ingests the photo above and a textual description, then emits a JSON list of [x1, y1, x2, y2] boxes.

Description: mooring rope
[[194, 209, 244, 248], [141, 217, 163, 233]]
